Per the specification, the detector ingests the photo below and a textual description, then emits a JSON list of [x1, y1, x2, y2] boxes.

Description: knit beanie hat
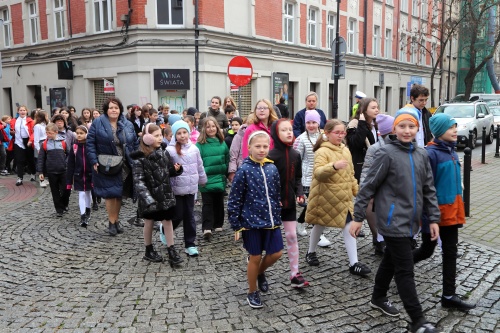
[[305, 110, 321, 124], [171, 120, 191, 138], [394, 107, 419, 129], [187, 107, 198, 116], [168, 114, 182, 126], [376, 114, 395, 136], [429, 113, 457, 139]]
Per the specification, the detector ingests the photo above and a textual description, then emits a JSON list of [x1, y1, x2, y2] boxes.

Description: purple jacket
[[228, 124, 247, 173], [166, 141, 207, 196]]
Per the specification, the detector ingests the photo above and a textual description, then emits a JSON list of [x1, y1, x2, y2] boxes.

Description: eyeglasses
[[256, 106, 269, 111], [331, 131, 347, 136]]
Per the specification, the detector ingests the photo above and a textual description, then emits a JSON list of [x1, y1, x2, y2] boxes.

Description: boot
[[167, 245, 184, 267], [85, 208, 91, 223], [115, 221, 124, 234], [108, 221, 117, 236], [143, 245, 163, 262], [80, 214, 88, 228]]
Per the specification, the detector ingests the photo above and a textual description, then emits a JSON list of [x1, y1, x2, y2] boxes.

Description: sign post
[[227, 56, 253, 113]]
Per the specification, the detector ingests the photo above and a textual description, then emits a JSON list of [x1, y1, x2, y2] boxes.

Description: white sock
[[308, 225, 325, 254], [343, 222, 358, 266], [377, 233, 385, 242]]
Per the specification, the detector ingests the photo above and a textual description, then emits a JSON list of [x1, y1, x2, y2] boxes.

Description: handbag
[[97, 154, 123, 175]]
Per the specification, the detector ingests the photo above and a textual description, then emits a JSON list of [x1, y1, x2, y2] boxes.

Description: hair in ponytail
[[313, 119, 345, 152]]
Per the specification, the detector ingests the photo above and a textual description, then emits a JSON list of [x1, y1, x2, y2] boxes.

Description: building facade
[[0, 0, 448, 120]]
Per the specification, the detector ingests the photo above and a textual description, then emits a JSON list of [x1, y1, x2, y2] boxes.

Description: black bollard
[[468, 129, 474, 150], [495, 124, 500, 158], [463, 147, 471, 217], [481, 126, 486, 164]]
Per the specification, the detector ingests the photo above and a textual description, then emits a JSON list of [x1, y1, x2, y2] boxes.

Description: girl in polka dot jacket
[[228, 131, 283, 309]]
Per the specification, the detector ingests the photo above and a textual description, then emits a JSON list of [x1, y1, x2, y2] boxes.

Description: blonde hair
[[252, 99, 278, 127], [45, 123, 58, 133], [197, 116, 224, 144], [313, 119, 345, 152]]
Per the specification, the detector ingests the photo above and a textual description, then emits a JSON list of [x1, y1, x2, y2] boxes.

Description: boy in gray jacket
[[350, 107, 442, 333]]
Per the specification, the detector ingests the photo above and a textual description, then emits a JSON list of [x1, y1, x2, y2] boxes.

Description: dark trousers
[[373, 236, 424, 325], [413, 225, 459, 296], [0, 144, 6, 170], [173, 194, 197, 248], [297, 187, 309, 223], [6, 149, 15, 172], [47, 173, 69, 213], [14, 139, 35, 178], [201, 192, 225, 231]]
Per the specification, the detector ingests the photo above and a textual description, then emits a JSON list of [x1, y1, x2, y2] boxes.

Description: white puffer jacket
[[166, 141, 207, 196], [293, 131, 320, 187]]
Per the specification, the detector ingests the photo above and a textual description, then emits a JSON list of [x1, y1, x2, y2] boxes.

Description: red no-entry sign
[[227, 56, 253, 87]]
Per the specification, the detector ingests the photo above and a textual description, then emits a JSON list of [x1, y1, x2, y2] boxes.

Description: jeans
[[413, 225, 459, 296], [173, 194, 197, 248], [373, 236, 424, 325], [201, 192, 225, 231]]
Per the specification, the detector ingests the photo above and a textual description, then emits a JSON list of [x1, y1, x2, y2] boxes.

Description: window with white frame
[[412, 0, 419, 16], [1, 8, 12, 48], [385, 28, 392, 59], [283, 2, 294, 43], [373, 25, 381, 57], [421, 0, 428, 20], [401, 0, 408, 13], [410, 38, 417, 63], [157, 0, 184, 26], [54, 0, 65, 40], [419, 39, 426, 65], [432, 2, 438, 24], [28, 2, 38, 44], [308, 8, 317, 47], [348, 19, 356, 54], [327, 13, 336, 50], [399, 33, 407, 62], [386, 0, 394, 6], [94, 0, 112, 33]]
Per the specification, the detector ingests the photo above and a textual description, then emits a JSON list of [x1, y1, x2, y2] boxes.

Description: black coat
[[346, 119, 377, 183], [276, 103, 289, 118], [268, 119, 303, 210], [129, 117, 145, 137], [130, 146, 183, 217], [66, 142, 93, 191]]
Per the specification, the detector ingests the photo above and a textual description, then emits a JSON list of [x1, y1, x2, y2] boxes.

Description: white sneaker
[[318, 234, 332, 247], [297, 223, 308, 236], [39, 180, 47, 188], [214, 227, 223, 232], [30, 174, 36, 181]]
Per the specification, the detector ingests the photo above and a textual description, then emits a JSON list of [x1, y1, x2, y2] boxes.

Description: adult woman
[[292, 92, 328, 138], [87, 97, 138, 236], [9, 105, 35, 186], [199, 96, 229, 130], [129, 105, 145, 138], [223, 96, 239, 117]]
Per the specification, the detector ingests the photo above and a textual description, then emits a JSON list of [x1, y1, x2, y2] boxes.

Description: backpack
[[42, 139, 67, 152]]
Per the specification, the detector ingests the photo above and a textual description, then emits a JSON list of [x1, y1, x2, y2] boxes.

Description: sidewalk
[[0, 157, 499, 332]]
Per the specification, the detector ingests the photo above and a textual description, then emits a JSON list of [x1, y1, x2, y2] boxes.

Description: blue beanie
[[168, 114, 182, 126], [394, 106, 419, 129], [429, 113, 457, 139], [171, 120, 191, 138]]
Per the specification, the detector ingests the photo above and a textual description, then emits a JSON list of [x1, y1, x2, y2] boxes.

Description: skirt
[[142, 206, 176, 221]]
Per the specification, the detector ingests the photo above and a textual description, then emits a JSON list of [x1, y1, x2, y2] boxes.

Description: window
[[421, 0, 428, 20], [308, 8, 317, 47], [157, 0, 184, 26], [327, 13, 336, 50], [373, 25, 380, 57], [410, 38, 417, 63], [54, 0, 65, 39], [94, 0, 112, 32], [283, 2, 294, 43], [1, 8, 12, 48], [401, 0, 408, 13], [412, 0, 419, 16], [348, 19, 356, 54], [386, 0, 394, 5], [28, 2, 38, 44], [399, 33, 407, 62], [385, 28, 392, 59], [419, 39, 426, 65], [432, 2, 439, 24]]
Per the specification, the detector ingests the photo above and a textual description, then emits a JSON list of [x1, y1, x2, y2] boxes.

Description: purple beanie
[[305, 110, 321, 124], [376, 114, 395, 136]]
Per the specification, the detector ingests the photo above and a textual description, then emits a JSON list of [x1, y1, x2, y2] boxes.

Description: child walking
[[130, 123, 184, 264], [196, 116, 229, 241], [228, 131, 283, 308], [166, 121, 207, 257], [412, 113, 476, 311], [305, 120, 371, 277], [350, 107, 442, 333], [66, 125, 93, 227], [37, 123, 68, 217], [268, 119, 309, 288], [33, 111, 49, 187]]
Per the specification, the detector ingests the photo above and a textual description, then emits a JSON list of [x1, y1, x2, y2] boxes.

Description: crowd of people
[[0, 85, 476, 333]]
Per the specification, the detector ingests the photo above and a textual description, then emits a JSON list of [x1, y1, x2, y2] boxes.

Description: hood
[[270, 119, 294, 150], [319, 140, 345, 152], [427, 138, 456, 151], [237, 124, 248, 137], [130, 150, 145, 160]]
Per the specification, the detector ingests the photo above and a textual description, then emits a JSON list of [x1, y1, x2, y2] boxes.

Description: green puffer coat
[[196, 137, 229, 192]]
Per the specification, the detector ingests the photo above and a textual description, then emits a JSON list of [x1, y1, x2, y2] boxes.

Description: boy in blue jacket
[[228, 130, 283, 309]]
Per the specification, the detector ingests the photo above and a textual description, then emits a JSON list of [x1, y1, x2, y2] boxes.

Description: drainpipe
[[67, 0, 72, 37], [195, 0, 200, 110], [363, 0, 367, 57]]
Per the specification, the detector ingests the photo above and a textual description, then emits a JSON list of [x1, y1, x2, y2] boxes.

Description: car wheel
[[486, 126, 494, 144], [468, 130, 477, 149]]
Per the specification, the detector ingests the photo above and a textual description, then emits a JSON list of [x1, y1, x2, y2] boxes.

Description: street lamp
[[333, 0, 341, 119]]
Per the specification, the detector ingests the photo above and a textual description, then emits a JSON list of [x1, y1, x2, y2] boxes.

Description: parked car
[[434, 102, 495, 149], [488, 105, 500, 135]]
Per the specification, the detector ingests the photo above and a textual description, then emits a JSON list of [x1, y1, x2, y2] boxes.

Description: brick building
[[0, 0, 453, 120]]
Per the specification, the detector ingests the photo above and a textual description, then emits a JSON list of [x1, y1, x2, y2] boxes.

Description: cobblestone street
[[0, 153, 499, 333]]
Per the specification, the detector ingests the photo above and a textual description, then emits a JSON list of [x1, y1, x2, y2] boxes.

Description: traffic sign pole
[[333, 0, 341, 119]]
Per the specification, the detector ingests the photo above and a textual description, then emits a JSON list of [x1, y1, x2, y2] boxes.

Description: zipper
[[387, 203, 395, 226], [284, 149, 289, 207], [260, 164, 275, 228], [408, 144, 417, 237], [82, 145, 86, 191]]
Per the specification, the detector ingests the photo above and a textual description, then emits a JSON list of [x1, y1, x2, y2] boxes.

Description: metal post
[[332, 0, 341, 119], [481, 126, 486, 164], [495, 124, 500, 158], [468, 130, 474, 150], [194, 0, 200, 111], [238, 87, 242, 114], [463, 147, 472, 217]]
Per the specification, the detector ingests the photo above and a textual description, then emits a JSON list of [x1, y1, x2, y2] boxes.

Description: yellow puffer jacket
[[306, 141, 358, 228]]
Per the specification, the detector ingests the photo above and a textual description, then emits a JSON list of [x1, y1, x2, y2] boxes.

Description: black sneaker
[[349, 262, 371, 276], [306, 252, 320, 266], [374, 241, 386, 255], [108, 222, 117, 236], [441, 295, 476, 311], [115, 221, 124, 234], [410, 321, 443, 333], [56, 211, 63, 218], [257, 273, 269, 293], [80, 214, 88, 228], [143, 246, 163, 262], [167, 245, 184, 266], [370, 299, 400, 317], [247, 291, 263, 309], [92, 202, 99, 211], [290, 272, 310, 288]]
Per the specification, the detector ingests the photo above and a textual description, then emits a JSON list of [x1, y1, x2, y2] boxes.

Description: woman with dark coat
[[129, 105, 145, 138], [87, 97, 139, 236]]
